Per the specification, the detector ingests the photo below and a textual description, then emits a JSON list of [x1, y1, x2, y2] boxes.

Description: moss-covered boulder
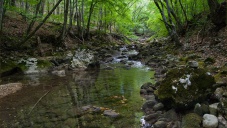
[[155, 67, 216, 110], [182, 113, 202, 128]]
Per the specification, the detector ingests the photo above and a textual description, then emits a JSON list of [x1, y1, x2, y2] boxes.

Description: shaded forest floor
[[1, 11, 227, 76], [0, 11, 128, 59]]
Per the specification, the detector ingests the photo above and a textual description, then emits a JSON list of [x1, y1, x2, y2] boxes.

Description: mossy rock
[[182, 113, 202, 128], [154, 67, 216, 110], [0, 59, 26, 77]]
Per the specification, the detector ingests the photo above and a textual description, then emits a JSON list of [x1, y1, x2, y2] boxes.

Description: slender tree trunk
[[154, 0, 170, 33], [179, 0, 188, 23], [85, 0, 97, 39], [21, 0, 63, 44], [0, 0, 3, 33], [81, 0, 85, 40], [39, 0, 45, 15], [60, 0, 69, 42], [26, 0, 42, 35], [68, 0, 74, 31], [74, 0, 82, 34], [165, 0, 181, 46], [98, 7, 102, 31]]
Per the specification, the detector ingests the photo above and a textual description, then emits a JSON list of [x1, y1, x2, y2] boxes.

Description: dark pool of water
[[0, 64, 154, 128]]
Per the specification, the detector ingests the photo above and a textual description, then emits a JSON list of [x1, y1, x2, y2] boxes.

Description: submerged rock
[[103, 109, 119, 118], [0, 83, 23, 98], [155, 67, 216, 110], [51, 70, 65, 77]]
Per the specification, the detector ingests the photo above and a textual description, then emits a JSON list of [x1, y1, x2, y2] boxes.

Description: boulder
[[203, 114, 218, 128], [182, 113, 202, 128], [144, 111, 162, 124], [142, 100, 157, 111], [153, 103, 164, 111], [153, 121, 167, 128], [155, 68, 216, 110]]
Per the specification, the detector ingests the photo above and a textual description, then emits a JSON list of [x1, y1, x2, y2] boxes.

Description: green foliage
[[4, 0, 221, 41]]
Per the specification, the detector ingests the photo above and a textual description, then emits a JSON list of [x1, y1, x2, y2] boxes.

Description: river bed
[[0, 63, 154, 127]]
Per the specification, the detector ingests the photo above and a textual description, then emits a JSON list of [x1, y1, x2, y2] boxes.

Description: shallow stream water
[[0, 64, 154, 127]]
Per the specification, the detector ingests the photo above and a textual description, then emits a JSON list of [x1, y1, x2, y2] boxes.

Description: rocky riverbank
[[133, 37, 227, 128]]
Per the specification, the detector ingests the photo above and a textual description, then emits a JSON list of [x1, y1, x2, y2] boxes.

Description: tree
[[26, 0, 42, 35], [60, 0, 70, 42], [85, 0, 98, 39], [153, 0, 181, 46], [22, 0, 63, 44], [0, 0, 3, 33], [207, 0, 226, 31]]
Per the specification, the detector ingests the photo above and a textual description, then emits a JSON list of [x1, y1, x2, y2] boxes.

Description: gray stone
[[153, 103, 164, 111], [203, 114, 218, 128], [140, 89, 147, 95], [214, 87, 224, 100], [194, 103, 203, 116], [153, 121, 167, 128], [201, 103, 210, 115], [188, 61, 199, 68], [167, 121, 181, 128], [218, 115, 227, 128], [144, 111, 162, 124], [163, 109, 178, 121], [142, 100, 157, 111], [82, 105, 92, 111], [52, 70, 65, 77], [144, 94, 156, 101], [103, 110, 119, 118], [209, 103, 219, 116]]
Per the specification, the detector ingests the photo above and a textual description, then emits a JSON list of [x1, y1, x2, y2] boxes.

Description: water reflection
[[0, 65, 154, 128]]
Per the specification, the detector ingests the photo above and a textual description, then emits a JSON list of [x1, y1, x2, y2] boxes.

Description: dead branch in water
[[28, 90, 50, 115]]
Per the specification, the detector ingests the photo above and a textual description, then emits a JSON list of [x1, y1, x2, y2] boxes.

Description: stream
[[0, 46, 155, 128]]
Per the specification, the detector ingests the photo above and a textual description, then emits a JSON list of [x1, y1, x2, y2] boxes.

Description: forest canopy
[[0, 0, 226, 43]]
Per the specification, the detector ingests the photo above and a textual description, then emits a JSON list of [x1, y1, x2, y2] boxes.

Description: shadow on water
[[0, 65, 154, 128]]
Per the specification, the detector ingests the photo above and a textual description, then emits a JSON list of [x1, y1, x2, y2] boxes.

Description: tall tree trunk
[[154, 0, 171, 33], [165, 0, 181, 46], [39, 0, 45, 15], [98, 7, 102, 31], [21, 0, 63, 44], [81, 0, 85, 40], [68, 0, 74, 32], [74, 0, 82, 35], [60, 0, 69, 42], [26, 0, 42, 35], [0, 0, 3, 33], [85, 0, 97, 39], [179, 0, 188, 23]]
